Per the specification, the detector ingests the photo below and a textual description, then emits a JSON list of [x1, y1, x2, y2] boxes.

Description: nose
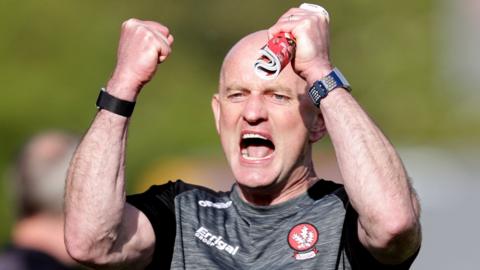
[[242, 94, 267, 125]]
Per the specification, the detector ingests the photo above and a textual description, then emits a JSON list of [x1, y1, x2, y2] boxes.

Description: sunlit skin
[[212, 31, 326, 205]]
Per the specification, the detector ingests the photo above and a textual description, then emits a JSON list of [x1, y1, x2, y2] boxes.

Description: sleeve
[[342, 204, 420, 270], [126, 180, 197, 270]]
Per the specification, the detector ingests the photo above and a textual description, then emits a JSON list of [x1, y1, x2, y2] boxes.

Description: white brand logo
[[198, 200, 232, 209], [195, 227, 239, 256]]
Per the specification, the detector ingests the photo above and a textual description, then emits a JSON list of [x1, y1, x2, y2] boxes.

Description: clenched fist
[[106, 19, 174, 102], [268, 7, 332, 83]]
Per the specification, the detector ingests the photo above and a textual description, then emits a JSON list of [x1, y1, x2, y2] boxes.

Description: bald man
[[65, 7, 421, 270]]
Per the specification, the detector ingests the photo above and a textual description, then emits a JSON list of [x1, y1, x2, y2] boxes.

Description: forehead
[[222, 71, 303, 95], [219, 31, 306, 93]]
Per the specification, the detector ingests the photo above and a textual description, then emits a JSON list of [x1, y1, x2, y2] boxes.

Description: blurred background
[[0, 0, 478, 269]]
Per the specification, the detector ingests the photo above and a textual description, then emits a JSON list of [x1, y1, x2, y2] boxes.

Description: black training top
[[127, 179, 418, 269]]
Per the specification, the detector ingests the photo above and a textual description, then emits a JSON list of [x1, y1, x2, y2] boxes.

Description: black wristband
[[96, 88, 136, 117]]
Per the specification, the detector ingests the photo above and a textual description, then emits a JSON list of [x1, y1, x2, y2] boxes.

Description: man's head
[[11, 131, 79, 219], [212, 30, 326, 196]]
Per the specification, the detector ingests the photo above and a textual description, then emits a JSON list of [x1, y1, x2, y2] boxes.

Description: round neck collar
[[229, 181, 322, 222]]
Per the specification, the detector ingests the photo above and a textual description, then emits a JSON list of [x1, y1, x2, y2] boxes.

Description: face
[[212, 32, 325, 192]]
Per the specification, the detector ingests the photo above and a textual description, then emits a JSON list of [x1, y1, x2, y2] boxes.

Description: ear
[[211, 94, 221, 134], [309, 110, 326, 143]]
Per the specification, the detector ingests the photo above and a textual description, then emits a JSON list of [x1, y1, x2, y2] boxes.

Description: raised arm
[[318, 87, 421, 264], [64, 19, 173, 269], [269, 8, 421, 265]]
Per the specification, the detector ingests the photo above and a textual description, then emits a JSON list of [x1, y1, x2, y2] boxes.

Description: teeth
[[241, 149, 249, 158], [242, 133, 268, 140], [241, 148, 273, 160]]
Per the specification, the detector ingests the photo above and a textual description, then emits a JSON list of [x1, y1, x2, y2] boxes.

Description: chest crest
[[287, 223, 320, 260]]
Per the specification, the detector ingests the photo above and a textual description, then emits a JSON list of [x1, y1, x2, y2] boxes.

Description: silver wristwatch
[[308, 67, 352, 107]]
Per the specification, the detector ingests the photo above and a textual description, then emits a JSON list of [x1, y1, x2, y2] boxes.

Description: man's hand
[[268, 7, 332, 82], [107, 19, 174, 102]]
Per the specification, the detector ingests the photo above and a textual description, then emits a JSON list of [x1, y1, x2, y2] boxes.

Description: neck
[[12, 213, 76, 266], [238, 162, 319, 206]]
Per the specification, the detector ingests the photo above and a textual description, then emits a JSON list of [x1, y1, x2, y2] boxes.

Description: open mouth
[[240, 133, 275, 161]]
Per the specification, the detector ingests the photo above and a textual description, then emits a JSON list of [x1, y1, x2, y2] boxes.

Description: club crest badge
[[287, 223, 319, 260]]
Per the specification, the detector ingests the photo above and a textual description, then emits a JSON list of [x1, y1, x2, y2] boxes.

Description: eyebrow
[[223, 84, 295, 95], [266, 85, 294, 95], [224, 85, 244, 92]]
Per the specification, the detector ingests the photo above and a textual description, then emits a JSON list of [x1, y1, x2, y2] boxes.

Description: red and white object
[[254, 3, 329, 80], [254, 32, 296, 80]]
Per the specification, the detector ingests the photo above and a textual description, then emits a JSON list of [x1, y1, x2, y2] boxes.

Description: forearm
[[64, 19, 172, 268], [65, 108, 129, 259], [319, 88, 420, 261]]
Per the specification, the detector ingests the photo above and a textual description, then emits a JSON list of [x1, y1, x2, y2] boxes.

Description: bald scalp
[[219, 30, 269, 89], [222, 30, 268, 68], [218, 30, 308, 94]]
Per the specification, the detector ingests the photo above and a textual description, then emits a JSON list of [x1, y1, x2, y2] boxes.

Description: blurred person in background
[[0, 131, 80, 270], [65, 5, 421, 270]]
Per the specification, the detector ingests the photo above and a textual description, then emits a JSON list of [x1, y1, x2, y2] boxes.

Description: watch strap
[[96, 88, 136, 117], [308, 67, 351, 107]]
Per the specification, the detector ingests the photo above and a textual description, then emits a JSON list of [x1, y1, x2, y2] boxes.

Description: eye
[[269, 92, 290, 104], [226, 91, 246, 102]]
